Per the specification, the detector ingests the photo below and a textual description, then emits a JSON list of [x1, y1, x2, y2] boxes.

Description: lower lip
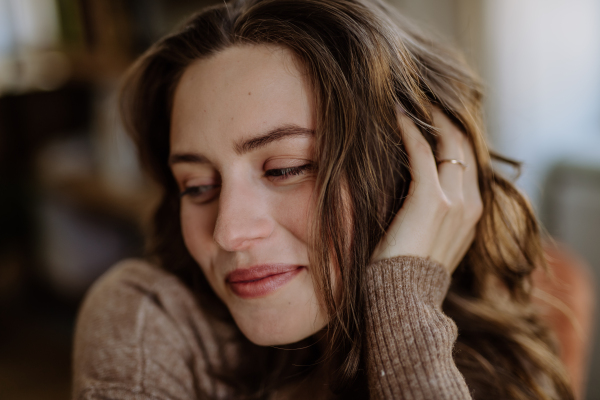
[[228, 267, 304, 299]]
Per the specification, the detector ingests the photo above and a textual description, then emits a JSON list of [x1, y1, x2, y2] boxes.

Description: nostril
[[212, 184, 275, 251], [213, 214, 274, 252]]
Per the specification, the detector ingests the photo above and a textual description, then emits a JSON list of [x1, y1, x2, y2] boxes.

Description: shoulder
[[73, 259, 232, 399], [86, 257, 183, 295], [80, 258, 194, 314], [75, 258, 200, 341]]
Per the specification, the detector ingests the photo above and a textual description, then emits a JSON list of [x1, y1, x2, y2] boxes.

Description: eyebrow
[[234, 124, 314, 155], [169, 152, 208, 166], [169, 124, 314, 166]]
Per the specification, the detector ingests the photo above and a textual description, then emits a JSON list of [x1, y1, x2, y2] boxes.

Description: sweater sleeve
[[364, 255, 472, 400]]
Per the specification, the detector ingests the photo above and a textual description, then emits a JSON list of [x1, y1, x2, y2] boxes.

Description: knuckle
[[454, 193, 466, 206], [452, 196, 467, 219], [435, 193, 452, 215], [468, 198, 484, 222], [450, 126, 463, 141], [475, 201, 484, 220], [414, 139, 431, 154]]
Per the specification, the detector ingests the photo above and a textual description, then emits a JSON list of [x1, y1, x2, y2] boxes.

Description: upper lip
[[226, 264, 302, 283]]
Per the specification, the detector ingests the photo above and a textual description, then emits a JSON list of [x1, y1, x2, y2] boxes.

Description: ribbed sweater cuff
[[368, 255, 452, 308], [364, 256, 471, 400]]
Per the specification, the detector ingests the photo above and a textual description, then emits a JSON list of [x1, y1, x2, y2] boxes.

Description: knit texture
[[365, 256, 472, 399], [73, 256, 472, 399]]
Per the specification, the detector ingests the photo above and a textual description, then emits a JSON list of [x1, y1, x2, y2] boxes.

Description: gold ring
[[436, 159, 467, 169]]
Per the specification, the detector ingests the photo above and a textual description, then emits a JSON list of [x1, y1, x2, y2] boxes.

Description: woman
[[73, 0, 574, 399]]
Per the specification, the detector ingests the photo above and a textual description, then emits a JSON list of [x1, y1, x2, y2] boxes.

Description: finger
[[461, 131, 483, 223], [372, 109, 441, 262], [444, 139, 481, 271], [432, 109, 465, 201], [397, 109, 438, 189]]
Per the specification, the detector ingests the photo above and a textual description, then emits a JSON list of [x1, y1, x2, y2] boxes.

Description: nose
[[213, 180, 275, 252]]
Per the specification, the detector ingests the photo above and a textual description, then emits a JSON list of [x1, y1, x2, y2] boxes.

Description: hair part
[[120, 1, 574, 398]]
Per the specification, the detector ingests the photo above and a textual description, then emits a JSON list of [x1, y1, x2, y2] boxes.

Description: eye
[[179, 184, 220, 203], [264, 164, 314, 181]]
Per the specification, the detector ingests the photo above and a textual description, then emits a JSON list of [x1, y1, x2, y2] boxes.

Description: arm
[[364, 256, 471, 400], [366, 108, 482, 399]]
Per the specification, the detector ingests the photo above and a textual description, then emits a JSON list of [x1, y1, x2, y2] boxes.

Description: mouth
[[226, 264, 305, 299]]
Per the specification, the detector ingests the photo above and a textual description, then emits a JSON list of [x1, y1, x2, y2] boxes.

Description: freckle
[[248, 92, 251, 95]]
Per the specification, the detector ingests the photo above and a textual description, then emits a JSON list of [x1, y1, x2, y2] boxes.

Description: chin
[[229, 304, 329, 347], [237, 320, 326, 347], [221, 266, 330, 346]]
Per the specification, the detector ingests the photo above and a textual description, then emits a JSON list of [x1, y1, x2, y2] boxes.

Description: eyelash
[[179, 185, 219, 199], [179, 164, 314, 201], [264, 164, 313, 180]]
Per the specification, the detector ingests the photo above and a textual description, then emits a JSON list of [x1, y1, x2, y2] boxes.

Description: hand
[[371, 107, 483, 273]]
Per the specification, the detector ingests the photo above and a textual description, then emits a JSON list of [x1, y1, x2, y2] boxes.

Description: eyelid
[[264, 163, 315, 181], [179, 183, 221, 203], [178, 173, 220, 190], [263, 157, 314, 169]]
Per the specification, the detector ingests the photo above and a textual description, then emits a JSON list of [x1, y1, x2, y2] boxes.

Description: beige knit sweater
[[73, 256, 472, 399]]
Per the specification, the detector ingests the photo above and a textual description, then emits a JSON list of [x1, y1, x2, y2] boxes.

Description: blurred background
[[0, 0, 598, 399]]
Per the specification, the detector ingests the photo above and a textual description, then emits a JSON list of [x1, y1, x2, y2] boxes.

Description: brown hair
[[120, 0, 574, 398]]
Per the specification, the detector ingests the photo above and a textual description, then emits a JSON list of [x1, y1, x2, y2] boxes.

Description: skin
[[371, 109, 483, 270], [170, 44, 482, 346]]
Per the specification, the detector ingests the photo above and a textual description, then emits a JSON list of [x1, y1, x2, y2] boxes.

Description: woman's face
[[170, 44, 329, 346]]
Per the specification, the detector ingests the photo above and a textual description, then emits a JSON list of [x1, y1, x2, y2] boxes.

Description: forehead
[[170, 44, 315, 155]]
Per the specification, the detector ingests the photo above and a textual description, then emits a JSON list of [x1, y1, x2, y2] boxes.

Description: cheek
[[272, 181, 315, 244], [180, 202, 218, 265]]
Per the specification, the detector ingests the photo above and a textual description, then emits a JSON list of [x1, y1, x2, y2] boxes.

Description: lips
[[226, 264, 304, 299]]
